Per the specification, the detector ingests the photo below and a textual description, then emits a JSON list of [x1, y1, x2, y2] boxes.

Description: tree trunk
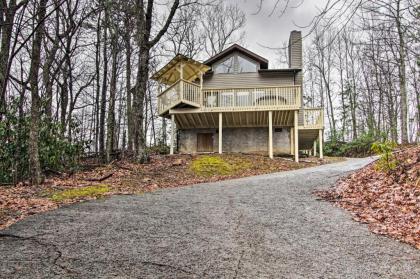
[[133, 46, 149, 160], [106, 33, 118, 163], [0, 0, 18, 118], [133, 0, 180, 161], [94, 11, 101, 153], [28, 0, 48, 185], [99, 6, 109, 161], [60, 63, 69, 135], [396, 1, 408, 144], [125, 30, 133, 152]]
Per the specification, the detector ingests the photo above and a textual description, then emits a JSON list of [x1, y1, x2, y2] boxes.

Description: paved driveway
[[1, 158, 419, 278]]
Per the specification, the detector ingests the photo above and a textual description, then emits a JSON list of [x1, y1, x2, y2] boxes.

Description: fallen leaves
[[0, 184, 58, 229], [316, 146, 420, 249]]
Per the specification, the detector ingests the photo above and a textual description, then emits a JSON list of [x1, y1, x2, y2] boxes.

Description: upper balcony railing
[[201, 86, 301, 111], [158, 82, 302, 114]]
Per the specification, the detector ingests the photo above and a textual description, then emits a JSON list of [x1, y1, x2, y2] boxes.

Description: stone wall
[[178, 127, 291, 155]]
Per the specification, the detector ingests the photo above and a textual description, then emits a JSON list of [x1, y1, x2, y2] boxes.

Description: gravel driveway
[[1, 157, 419, 278]]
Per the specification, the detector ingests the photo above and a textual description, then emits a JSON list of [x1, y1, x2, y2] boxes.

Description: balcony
[[157, 79, 201, 114], [299, 108, 324, 129], [158, 83, 302, 115], [202, 86, 301, 111]]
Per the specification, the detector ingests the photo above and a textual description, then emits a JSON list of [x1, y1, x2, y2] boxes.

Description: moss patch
[[190, 155, 251, 177], [50, 185, 110, 202]]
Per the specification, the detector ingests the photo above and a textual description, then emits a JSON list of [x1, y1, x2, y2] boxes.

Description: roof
[[204, 44, 269, 69], [151, 54, 210, 85], [258, 68, 301, 73]]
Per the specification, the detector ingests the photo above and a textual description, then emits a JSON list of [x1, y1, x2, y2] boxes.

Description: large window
[[214, 56, 235, 74], [213, 53, 258, 74], [237, 55, 258, 73]]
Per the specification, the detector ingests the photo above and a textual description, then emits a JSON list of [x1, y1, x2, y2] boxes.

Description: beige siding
[[203, 72, 295, 89], [288, 31, 302, 69]]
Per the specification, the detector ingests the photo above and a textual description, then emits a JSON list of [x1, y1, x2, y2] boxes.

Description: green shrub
[[0, 100, 86, 184], [371, 141, 397, 172], [146, 144, 170, 155], [323, 140, 346, 157], [324, 133, 378, 158], [38, 121, 85, 173]]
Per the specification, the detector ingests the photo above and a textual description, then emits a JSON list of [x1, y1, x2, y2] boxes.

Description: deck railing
[[201, 85, 301, 111], [158, 80, 201, 114], [301, 108, 324, 129], [182, 80, 201, 105], [158, 83, 302, 114]]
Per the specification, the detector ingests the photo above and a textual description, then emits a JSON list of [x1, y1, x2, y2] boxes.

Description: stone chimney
[[288, 31, 303, 107]]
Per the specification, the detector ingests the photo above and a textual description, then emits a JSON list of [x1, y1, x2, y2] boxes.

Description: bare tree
[[132, 0, 194, 162], [0, 0, 27, 118], [202, 1, 246, 56], [28, 0, 49, 185]]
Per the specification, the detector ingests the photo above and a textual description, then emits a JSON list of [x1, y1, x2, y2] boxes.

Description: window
[[237, 55, 257, 73], [214, 56, 235, 74], [213, 53, 259, 74]]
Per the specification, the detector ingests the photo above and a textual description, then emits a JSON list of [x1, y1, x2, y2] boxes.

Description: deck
[[158, 80, 301, 114], [157, 79, 323, 130]]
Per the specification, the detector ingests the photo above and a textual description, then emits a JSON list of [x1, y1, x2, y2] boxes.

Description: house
[[152, 31, 324, 162]]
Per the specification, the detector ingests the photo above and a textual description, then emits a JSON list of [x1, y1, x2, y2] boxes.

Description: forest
[[0, 0, 418, 185]]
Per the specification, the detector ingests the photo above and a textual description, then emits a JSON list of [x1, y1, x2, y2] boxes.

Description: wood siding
[[288, 31, 302, 69], [203, 72, 295, 89]]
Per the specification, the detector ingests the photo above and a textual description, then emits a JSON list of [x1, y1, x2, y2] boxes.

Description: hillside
[[316, 146, 420, 249]]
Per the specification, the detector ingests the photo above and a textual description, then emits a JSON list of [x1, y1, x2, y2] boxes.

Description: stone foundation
[[178, 127, 291, 155]]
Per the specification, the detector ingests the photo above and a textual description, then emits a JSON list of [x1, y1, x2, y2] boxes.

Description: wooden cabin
[[152, 31, 324, 162]]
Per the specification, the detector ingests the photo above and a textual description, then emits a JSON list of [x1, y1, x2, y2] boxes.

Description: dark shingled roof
[[204, 44, 269, 69]]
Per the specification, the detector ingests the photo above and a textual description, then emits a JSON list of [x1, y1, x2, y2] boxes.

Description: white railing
[[158, 80, 201, 114], [301, 108, 324, 128], [158, 80, 181, 114], [158, 83, 302, 114], [181, 80, 201, 105], [201, 86, 301, 111]]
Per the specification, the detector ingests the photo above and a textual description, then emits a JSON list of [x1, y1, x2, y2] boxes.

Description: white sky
[[235, 0, 329, 68]]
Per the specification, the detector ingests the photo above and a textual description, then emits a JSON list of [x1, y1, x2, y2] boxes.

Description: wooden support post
[[313, 140, 317, 157], [294, 110, 299, 162], [268, 111, 273, 159], [199, 72, 203, 105], [319, 129, 323, 159], [290, 127, 294, 155], [170, 114, 175, 155], [179, 63, 184, 99], [179, 63, 184, 79], [218, 112, 222, 154]]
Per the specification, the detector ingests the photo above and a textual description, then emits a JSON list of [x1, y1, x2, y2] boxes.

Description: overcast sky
[[235, 0, 328, 68]]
